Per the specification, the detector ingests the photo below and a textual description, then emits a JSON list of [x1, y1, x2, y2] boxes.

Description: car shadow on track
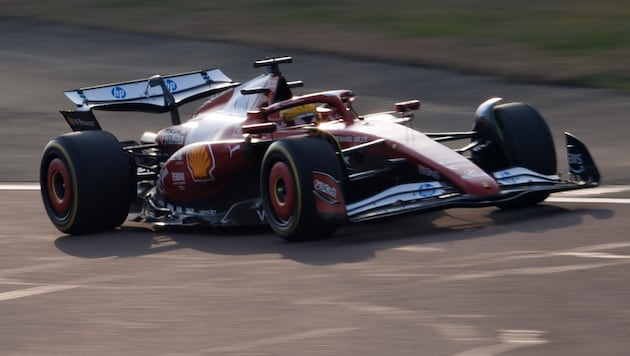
[[54, 204, 614, 265]]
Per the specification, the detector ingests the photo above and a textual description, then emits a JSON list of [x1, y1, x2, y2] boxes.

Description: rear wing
[[62, 68, 238, 130]]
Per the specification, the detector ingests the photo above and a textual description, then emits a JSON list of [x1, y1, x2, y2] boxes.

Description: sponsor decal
[[165, 79, 177, 92], [313, 171, 342, 206], [158, 128, 186, 145], [111, 86, 127, 99], [67, 117, 97, 128], [461, 169, 486, 180], [61, 110, 101, 131], [568, 153, 585, 174], [314, 178, 337, 200], [228, 144, 241, 158], [497, 170, 517, 184], [417, 182, 443, 198], [256, 208, 266, 222], [445, 161, 474, 170], [312, 171, 346, 216], [335, 135, 369, 143], [171, 171, 186, 185], [417, 165, 440, 180], [187, 144, 216, 181]]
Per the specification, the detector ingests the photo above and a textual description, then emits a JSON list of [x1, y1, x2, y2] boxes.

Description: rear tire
[[260, 136, 344, 241], [40, 131, 134, 234], [473, 103, 556, 209]]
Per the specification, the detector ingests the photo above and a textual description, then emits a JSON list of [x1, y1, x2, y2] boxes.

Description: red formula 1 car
[[40, 57, 600, 241]]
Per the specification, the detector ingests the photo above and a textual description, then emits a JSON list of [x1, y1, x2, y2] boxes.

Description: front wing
[[345, 132, 600, 222]]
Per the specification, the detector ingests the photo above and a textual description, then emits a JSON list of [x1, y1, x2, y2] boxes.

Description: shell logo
[[187, 145, 215, 181]]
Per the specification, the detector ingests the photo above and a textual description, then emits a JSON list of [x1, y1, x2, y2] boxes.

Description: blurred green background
[[6, 0, 630, 90]]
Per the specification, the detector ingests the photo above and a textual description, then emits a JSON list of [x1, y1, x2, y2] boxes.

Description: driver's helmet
[[279, 104, 318, 126], [316, 105, 343, 122]]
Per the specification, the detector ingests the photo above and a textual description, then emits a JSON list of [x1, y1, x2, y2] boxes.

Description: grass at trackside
[[7, 0, 630, 90], [272, 1, 630, 53], [91, 0, 630, 54]]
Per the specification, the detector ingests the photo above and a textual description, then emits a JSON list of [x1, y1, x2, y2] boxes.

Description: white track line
[[198, 327, 359, 354], [548, 185, 630, 204], [0, 284, 79, 301], [547, 197, 630, 204], [554, 185, 630, 196], [2, 183, 629, 203], [0, 183, 39, 190]]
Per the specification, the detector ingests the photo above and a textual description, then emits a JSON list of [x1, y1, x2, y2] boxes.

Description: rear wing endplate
[[62, 68, 238, 129]]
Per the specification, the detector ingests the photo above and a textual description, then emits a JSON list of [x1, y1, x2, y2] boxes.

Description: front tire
[[260, 136, 344, 241], [40, 131, 134, 234], [473, 102, 557, 209]]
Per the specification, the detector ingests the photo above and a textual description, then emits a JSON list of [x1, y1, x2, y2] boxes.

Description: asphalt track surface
[[2, 18, 630, 355]]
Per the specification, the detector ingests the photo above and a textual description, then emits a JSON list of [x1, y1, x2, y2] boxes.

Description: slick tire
[[260, 136, 344, 241], [40, 131, 135, 235], [493, 103, 557, 209]]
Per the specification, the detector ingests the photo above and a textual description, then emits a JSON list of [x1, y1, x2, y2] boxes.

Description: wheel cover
[[268, 161, 296, 222], [46, 158, 72, 216]]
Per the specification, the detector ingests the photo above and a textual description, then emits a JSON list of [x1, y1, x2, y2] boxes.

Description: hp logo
[[165, 79, 178, 92], [111, 86, 127, 99]]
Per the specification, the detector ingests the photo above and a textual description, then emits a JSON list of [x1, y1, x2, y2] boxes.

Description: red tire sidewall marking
[[47, 158, 72, 216], [269, 161, 295, 222]]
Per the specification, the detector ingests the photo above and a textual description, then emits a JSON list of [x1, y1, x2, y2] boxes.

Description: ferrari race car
[[40, 56, 600, 241]]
